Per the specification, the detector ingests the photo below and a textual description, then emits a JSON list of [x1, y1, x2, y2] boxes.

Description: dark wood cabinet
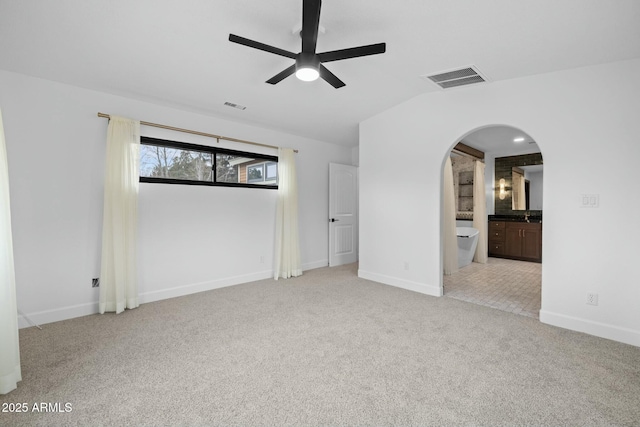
[[488, 221, 506, 256], [488, 220, 542, 262]]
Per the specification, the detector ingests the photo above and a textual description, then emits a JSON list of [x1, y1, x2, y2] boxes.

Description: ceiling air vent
[[224, 101, 247, 110], [422, 66, 488, 89]]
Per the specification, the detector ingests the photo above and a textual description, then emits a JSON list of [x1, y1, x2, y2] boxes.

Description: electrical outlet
[[92, 278, 100, 288], [404, 261, 410, 271], [586, 292, 598, 306], [260, 255, 265, 264]]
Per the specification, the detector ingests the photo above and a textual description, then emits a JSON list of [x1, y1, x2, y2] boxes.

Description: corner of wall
[[351, 145, 360, 167], [357, 269, 442, 297]]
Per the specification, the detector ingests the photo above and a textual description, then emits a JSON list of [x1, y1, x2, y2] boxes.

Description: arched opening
[[441, 124, 544, 319]]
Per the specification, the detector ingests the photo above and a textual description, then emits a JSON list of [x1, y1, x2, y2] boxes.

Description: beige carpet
[[2, 263, 639, 426]]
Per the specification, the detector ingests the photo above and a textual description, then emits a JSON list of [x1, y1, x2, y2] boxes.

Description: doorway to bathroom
[[442, 125, 543, 319]]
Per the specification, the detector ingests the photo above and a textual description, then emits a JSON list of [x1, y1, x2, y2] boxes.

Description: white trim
[[17, 270, 272, 329], [18, 302, 98, 329], [358, 269, 442, 297], [138, 270, 273, 305], [540, 310, 640, 348], [302, 259, 329, 271], [17, 262, 331, 329]]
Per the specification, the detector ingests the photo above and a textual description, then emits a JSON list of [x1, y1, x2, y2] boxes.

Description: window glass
[[266, 162, 277, 181], [216, 154, 241, 183], [140, 137, 278, 189], [242, 161, 278, 185], [247, 164, 264, 183], [140, 145, 212, 181]]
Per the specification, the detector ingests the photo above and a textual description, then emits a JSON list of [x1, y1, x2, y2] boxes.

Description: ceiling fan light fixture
[[296, 66, 320, 81], [295, 53, 320, 82]]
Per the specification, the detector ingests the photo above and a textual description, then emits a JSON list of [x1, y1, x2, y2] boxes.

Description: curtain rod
[[97, 113, 298, 153]]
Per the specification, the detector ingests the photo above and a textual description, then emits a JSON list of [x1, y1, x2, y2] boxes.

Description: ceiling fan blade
[[229, 34, 297, 59], [318, 43, 386, 63], [319, 64, 345, 88], [301, 0, 322, 53], [266, 64, 297, 85]]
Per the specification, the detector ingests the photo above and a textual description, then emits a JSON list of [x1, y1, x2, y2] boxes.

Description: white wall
[[0, 70, 352, 327], [360, 58, 640, 346]]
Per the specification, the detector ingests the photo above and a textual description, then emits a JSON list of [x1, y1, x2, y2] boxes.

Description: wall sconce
[[499, 178, 508, 200]]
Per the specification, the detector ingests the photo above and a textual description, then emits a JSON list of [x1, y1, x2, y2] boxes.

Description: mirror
[[512, 165, 543, 210], [494, 152, 543, 214]]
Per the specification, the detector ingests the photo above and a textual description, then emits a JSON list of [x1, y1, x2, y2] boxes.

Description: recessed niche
[[458, 171, 474, 212]]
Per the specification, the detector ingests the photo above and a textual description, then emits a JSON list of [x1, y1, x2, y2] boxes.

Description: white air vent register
[[422, 66, 488, 89]]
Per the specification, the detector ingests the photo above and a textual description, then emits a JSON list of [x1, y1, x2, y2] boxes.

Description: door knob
[[330, 218, 339, 222]]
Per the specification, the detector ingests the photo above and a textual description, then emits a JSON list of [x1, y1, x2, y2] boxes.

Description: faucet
[[524, 211, 530, 222]]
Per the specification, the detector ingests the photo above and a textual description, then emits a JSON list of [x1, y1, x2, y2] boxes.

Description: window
[[140, 137, 278, 189], [246, 161, 278, 184]]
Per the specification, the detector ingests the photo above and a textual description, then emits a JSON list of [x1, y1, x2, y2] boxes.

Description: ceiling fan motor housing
[[296, 52, 320, 72]]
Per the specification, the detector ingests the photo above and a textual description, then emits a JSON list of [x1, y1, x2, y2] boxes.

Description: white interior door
[[329, 163, 358, 267]]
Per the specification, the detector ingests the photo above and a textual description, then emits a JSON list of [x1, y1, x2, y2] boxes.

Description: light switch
[[580, 194, 599, 208]]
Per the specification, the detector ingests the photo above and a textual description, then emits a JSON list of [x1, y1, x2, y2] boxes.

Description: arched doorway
[[442, 125, 543, 319]]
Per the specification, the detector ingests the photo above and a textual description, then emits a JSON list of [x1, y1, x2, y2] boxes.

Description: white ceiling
[[1, 0, 639, 148], [461, 125, 540, 157]]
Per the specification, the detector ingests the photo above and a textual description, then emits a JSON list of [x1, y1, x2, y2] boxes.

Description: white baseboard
[[17, 270, 275, 329], [138, 270, 273, 305], [18, 303, 98, 329], [302, 259, 329, 271], [540, 310, 640, 347], [358, 269, 442, 297], [139, 261, 329, 305], [17, 263, 329, 329]]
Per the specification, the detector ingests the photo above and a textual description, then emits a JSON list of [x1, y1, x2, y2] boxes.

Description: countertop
[[489, 215, 542, 223]]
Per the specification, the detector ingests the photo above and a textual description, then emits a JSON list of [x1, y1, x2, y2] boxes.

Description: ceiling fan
[[228, 0, 386, 88]]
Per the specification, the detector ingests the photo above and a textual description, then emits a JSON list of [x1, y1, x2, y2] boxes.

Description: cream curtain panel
[[511, 172, 518, 209], [99, 116, 140, 314], [443, 157, 458, 276], [0, 109, 21, 395], [473, 160, 488, 263], [512, 170, 526, 210], [518, 172, 526, 210], [274, 148, 302, 279]]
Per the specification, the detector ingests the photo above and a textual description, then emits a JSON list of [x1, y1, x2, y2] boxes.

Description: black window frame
[[139, 136, 278, 190]]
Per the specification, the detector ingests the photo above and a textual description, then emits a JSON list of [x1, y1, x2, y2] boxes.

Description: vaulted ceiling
[[1, 0, 639, 148]]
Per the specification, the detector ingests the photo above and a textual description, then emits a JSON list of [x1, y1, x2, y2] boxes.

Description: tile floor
[[443, 257, 541, 318]]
